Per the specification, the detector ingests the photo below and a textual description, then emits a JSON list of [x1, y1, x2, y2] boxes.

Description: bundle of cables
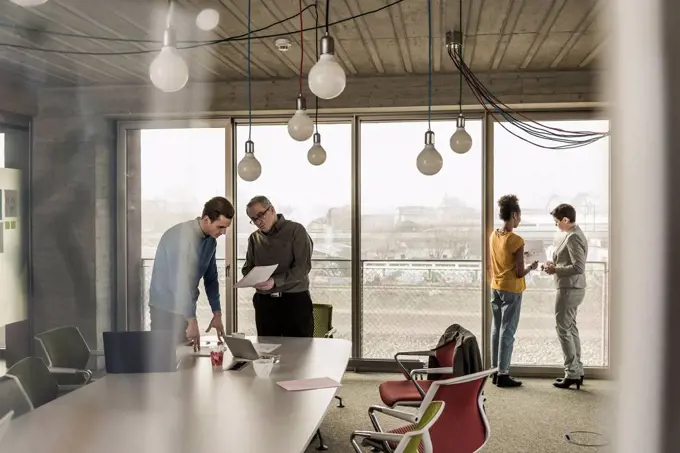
[[446, 41, 609, 150]]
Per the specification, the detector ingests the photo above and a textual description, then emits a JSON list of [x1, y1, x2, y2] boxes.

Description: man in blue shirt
[[149, 197, 234, 350]]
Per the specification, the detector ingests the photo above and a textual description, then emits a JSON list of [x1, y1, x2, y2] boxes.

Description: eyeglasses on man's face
[[249, 206, 271, 224]]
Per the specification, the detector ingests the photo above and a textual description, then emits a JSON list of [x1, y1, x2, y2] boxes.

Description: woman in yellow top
[[489, 195, 538, 388]]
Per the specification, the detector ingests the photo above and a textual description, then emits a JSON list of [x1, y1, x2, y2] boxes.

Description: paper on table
[[277, 377, 342, 392], [524, 240, 544, 263], [253, 343, 281, 354], [234, 264, 279, 288]]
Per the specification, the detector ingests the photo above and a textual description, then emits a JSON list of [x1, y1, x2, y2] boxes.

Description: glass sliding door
[[493, 118, 610, 367], [234, 123, 352, 342], [139, 127, 228, 331], [360, 119, 484, 359]]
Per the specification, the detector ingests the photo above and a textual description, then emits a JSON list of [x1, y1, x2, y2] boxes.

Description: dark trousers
[[149, 306, 188, 345], [253, 291, 314, 337]]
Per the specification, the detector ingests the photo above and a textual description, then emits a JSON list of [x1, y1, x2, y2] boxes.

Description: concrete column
[[30, 115, 115, 353], [3, 127, 31, 366]]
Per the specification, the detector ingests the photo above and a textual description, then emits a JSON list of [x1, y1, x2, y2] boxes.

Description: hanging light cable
[[237, 0, 262, 182], [150, 0, 189, 93], [416, 0, 443, 176], [308, 0, 346, 99], [445, 3, 608, 149], [308, 0, 327, 166], [449, 0, 473, 154], [288, 0, 314, 141]]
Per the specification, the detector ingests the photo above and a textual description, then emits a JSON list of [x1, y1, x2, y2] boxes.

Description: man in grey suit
[[543, 203, 589, 389]]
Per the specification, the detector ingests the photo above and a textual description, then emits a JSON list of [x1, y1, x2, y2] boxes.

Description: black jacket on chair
[[427, 324, 483, 380]]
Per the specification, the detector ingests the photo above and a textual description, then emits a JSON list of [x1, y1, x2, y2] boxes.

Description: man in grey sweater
[[149, 196, 234, 350], [242, 196, 314, 337]]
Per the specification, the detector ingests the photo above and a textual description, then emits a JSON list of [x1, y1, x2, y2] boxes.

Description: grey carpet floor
[[305, 373, 613, 453]]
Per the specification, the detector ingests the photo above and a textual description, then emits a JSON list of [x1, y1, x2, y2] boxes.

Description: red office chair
[[365, 369, 496, 453], [379, 340, 457, 408]]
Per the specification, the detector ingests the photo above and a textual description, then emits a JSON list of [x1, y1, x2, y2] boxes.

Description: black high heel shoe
[[555, 375, 584, 385], [553, 377, 581, 390]]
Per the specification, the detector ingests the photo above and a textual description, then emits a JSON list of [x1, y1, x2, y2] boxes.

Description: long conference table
[[1, 337, 352, 453]]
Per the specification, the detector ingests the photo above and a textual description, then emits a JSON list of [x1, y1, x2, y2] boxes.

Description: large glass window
[[360, 119, 483, 358], [234, 123, 352, 341], [140, 128, 227, 330], [493, 119, 610, 367]]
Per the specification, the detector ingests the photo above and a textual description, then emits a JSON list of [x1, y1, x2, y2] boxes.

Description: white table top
[[1, 337, 351, 453]]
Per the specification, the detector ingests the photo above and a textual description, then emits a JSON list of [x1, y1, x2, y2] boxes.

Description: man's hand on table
[[186, 318, 200, 352], [206, 312, 226, 343]]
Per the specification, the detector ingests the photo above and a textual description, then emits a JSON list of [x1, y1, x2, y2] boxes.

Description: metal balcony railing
[[141, 259, 608, 366]]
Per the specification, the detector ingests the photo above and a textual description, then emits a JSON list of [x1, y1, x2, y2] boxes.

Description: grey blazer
[[552, 225, 589, 289]]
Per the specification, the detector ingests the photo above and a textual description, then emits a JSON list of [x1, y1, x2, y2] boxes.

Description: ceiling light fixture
[[288, 0, 314, 142], [308, 0, 346, 99], [196, 8, 220, 31], [308, 132, 327, 166], [448, 10, 472, 154], [416, 0, 443, 176], [308, 0, 327, 166], [150, 1, 189, 93], [237, 0, 262, 182]]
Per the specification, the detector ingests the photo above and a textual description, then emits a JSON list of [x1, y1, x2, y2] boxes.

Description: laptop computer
[[103, 331, 178, 373], [223, 336, 262, 361]]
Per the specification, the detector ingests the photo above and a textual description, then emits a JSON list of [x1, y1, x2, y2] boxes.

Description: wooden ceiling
[[0, 0, 605, 87]]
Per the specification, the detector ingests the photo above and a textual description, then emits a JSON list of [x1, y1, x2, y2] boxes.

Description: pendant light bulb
[[308, 34, 346, 100], [416, 131, 443, 176], [150, 29, 189, 93], [237, 140, 262, 182], [450, 114, 473, 154], [10, 0, 48, 6], [288, 95, 314, 141], [308, 132, 327, 166], [196, 8, 220, 31]]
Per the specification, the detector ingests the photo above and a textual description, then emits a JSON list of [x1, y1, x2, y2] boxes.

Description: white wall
[[0, 168, 27, 330]]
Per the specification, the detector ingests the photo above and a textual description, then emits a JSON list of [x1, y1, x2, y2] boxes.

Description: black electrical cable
[[314, 0, 320, 133], [247, 0, 252, 141], [458, 0, 463, 115], [452, 49, 605, 140], [0, 0, 405, 55], [565, 430, 609, 448], [427, 0, 432, 131], [325, 0, 330, 33], [446, 46, 608, 149]]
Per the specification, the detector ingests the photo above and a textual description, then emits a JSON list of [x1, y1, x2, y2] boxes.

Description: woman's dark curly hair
[[498, 194, 521, 222]]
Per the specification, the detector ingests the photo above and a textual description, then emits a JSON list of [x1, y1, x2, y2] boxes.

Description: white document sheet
[[277, 377, 342, 392], [234, 264, 279, 288], [523, 240, 545, 263]]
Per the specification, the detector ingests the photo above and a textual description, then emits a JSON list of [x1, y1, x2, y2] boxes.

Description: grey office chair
[[35, 326, 103, 390], [6, 357, 59, 410], [0, 410, 14, 444], [0, 375, 33, 418]]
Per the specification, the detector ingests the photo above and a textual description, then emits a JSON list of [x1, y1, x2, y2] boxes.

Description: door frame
[[115, 118, 235, 332]]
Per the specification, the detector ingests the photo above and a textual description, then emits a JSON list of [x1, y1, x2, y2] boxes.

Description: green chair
[[6, 358, 59, 410], [0, 375, 33, 419], [350, 400, 445, 453], [35, 326, 104, 391]]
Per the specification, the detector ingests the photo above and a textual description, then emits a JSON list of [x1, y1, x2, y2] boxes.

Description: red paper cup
[[210, 350, 224, 367]]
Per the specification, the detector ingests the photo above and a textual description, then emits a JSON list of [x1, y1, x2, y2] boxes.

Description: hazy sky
[[141, 119, 609, 226]]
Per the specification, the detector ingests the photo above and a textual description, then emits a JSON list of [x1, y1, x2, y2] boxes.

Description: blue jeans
[[491, 289, 523, 374]]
